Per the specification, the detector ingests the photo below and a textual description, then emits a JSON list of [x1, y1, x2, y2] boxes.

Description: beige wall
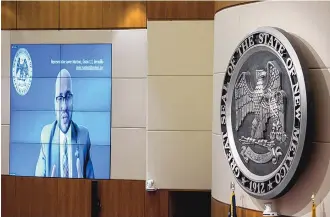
[[212, 1, 330, 217], [1, 30, 147, 180], [147, 21, 214, 189]]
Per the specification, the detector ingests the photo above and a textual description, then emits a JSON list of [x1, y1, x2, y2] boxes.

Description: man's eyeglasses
[[56, 93, 73, 104]]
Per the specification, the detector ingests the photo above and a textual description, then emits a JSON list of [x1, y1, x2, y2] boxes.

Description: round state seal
[[12, 48, 33, 96], [220, 27, 308, 199]]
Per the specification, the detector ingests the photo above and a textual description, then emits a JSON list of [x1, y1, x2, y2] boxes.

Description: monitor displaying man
[[35, 69, 94, 178], [9, 44, 112, 179]]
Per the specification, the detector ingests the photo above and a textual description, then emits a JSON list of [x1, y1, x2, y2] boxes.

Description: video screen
[[9, 44, 112, 179]]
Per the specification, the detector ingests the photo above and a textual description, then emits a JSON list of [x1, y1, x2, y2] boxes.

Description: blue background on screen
[[9, 44, 112, 179]]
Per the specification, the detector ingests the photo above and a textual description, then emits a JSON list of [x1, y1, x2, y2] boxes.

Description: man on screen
[[35, 69, 94, 179]]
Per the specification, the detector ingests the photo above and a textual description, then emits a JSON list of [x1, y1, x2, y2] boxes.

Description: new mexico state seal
[[12, 48, 33, 96], [220, 27, 309, 199]]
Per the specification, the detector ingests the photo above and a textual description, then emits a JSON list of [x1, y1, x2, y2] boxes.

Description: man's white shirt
[[59, 125, 73, 178]]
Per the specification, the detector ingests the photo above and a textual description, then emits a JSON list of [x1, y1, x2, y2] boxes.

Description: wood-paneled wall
[[98, 180, 145, 217], [146, 1, 215, 20], [2, 175, 148, 217], [1, 175, 211, 217], [1, 1, 147, 29], [214, 1, 256, 13], [145, 190, 170, 217], [211, 197, 263, 217], [2, 1, 254, 30], [2, 175, 91, 217]]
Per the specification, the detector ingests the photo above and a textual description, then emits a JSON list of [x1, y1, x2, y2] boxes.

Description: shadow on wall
[[248, 33, 330, 216]]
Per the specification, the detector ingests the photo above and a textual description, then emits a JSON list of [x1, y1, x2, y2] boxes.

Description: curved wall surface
[[213, 1, 330, 216]]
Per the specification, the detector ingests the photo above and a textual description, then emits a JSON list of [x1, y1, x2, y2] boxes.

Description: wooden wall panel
[[145, 190, 169, 217], [15, 176, 34, 217], [147, 1, 214, 20], [57, 178, 91, 217], [211, 197, 263, 217], [1, 176, 91, 217], [2, 176, 148, 217], [98, 180, 145, 217], [103, 1, 146, 29], [60, 1, 103, 29], [17, 1, 59, 29], [14, 176, 59, 217], [1, 1, 17, 30], [1, 1, 257, 29], [1, 175, 16, 217], [214, 1, 257, 13], [30, 177, 58, 217], [1, 176, 215, 217]]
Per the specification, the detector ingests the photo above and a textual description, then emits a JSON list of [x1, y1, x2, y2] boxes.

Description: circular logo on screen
[[12, 48, 33, 96], [220, 27, 308, 199]]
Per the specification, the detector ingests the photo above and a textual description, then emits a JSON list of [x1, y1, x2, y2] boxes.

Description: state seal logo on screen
[[12, 48, 33, 96], [220, 27, 308, 199]]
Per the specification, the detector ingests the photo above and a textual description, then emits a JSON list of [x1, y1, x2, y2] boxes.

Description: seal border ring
[[220, 26, 308, 199]]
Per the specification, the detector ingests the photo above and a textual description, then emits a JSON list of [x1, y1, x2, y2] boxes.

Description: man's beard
[[59, 111, 71, 133]]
